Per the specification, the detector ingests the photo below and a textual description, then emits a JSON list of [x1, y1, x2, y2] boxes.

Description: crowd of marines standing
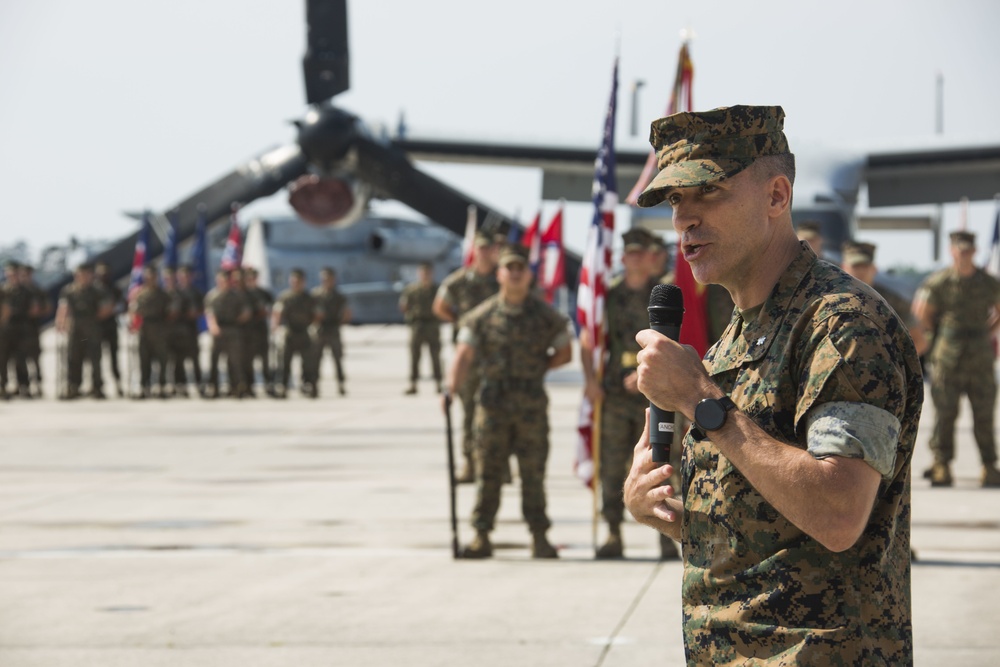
[[0, 260, 350, 401]]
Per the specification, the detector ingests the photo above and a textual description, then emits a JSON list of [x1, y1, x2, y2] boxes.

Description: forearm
[[446, 344, 473, 394], [548, 344, 572, 370], [708, 409, 880, 552], [432, 298, 455, 323]]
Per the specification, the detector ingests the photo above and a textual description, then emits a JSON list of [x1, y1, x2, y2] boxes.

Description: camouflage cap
[[636, 105, 791, 208], [796, 220, 822, 240], [498, 243, 530, 267], [474, 230, 495, 248], [622, 227, 655, 251], [949, 230, 976, 249], [842, 240, 876, 265]]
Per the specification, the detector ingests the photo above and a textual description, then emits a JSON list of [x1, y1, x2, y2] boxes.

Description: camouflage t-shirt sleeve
[[805, 401, 900, 478], [436, 280, 455, 309], [796, 310, 908, 478]]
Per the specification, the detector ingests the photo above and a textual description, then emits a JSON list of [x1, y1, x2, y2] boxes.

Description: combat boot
[[531, 530, 558, 559], [595, 532, 623, 560], [929, 461, 953, 487], [461, 531, 492, 559], [981, 464, 1000, 488]]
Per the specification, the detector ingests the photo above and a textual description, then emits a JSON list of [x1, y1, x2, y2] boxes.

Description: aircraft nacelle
[[288, 173, 369, 227]]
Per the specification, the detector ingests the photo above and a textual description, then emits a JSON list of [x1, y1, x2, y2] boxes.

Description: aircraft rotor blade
[[46, 144, 309, 302], [303, 0, 350, 105], [353, 135, 583, 285]]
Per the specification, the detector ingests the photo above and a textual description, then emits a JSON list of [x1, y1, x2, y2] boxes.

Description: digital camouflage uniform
[[399, 279, 442, 389], [312, 285, 348, 391], [917, 266, 1000, 467], [171, 284, 203, 390], [873, 282, 916, 330], [458, 293, 571, 536], [59, 282, 111, 395], [276, 289, 318, 392], [97, 277, 124, 389], [437, 267, 499, 465], [133, 283, 171, 394], [0, 287, 13, 395], [680, 244, 922, 665], [599, 277, 658, 527], [1, 281, 32, 394], [243, 285, 274, 392], [23, 279, 50, 394], [205, 287, 250, 395]]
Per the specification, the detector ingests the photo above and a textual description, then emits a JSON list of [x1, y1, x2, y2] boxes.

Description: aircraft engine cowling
[[368, 229, 456, 263], [288, 174, 369, 227]]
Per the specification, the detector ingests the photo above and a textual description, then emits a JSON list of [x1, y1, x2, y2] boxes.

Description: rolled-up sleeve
[[805, 401, 900, 478]]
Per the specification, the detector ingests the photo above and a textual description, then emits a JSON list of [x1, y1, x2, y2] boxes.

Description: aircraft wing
[[865, 144, 1000, 208], [47, 145, 309, 301], [393, 137, 651, 202]]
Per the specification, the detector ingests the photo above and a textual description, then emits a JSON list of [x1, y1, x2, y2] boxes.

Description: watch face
[[695, 399, 727, 431]]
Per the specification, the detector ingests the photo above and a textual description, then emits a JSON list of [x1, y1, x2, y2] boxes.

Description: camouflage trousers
[[243, 325, 272, 388], [21, 323, 41, 385], [0, 324, 30, 390], [67, 323, 103, 391], [470, 394, 551, 534], [281, 328, 316, 388], [458, 368, 482, 461], [599, 392, 648, 526], [408, 320, 442, 383], [170, 324, 201, 386], [929, 340, 998, 465], [138, 323, 169, 390], [314, 328, 344, 385], [209, 326, 245, 392], [100, 320, 121, 381]]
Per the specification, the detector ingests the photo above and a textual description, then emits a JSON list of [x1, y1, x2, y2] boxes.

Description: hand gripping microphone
[[647, 284, 684, 463]]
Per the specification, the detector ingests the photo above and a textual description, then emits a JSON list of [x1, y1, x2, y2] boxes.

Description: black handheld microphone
[[647, 284, 684, 463]]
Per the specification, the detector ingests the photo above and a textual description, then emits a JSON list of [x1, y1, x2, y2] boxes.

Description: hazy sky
[[2, 0, 999, 270]]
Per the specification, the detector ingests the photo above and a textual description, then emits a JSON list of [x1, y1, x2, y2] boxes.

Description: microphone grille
[[650, 283, 683, 309]]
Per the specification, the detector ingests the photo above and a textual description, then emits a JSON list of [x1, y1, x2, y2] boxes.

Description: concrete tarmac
[[1, 325, 998, 666]]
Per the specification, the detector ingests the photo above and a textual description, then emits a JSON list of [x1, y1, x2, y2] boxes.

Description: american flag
[[575, 58, 619, 486], [220, 205, 243, 270], [126, 211, 151, 331]]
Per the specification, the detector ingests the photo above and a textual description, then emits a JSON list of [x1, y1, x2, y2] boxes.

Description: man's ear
[[768, 175, 792, 217]]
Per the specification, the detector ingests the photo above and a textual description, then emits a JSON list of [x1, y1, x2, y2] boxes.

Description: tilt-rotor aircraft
[[59, 0, 1000, 319]]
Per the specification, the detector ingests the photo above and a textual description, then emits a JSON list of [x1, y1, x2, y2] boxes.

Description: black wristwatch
[[690, 396, 737, 441]]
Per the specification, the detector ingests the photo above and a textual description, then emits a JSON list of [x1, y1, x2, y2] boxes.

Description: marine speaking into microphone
[[647, 283, 683, 463]]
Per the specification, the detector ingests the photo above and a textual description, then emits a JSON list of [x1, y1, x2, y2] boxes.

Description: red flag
[[624, 42, 693, 206], [624, 41, 709, 354], [220, 205, 243, 270], [461, 205, 477, 267], [126, 211, 151, 332], [539, 205, 565, 303], [522, 210, 542, 276], [674, 248, 711, 357], [575, 58, 618, 487]]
